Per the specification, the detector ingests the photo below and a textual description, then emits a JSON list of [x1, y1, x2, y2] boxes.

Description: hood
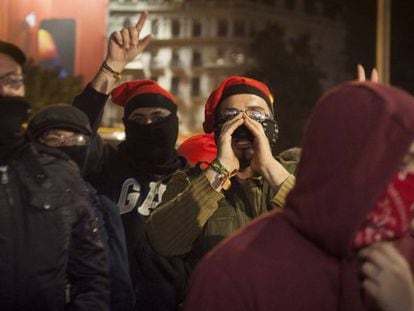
[[284, 82, 414, 258]]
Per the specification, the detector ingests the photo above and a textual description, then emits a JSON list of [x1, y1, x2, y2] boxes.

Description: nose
[[61, 139, 73, 146], [142, 116, 153, 125]]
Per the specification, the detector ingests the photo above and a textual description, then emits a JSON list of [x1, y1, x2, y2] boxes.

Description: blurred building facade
[[106, 0, 346, 133]]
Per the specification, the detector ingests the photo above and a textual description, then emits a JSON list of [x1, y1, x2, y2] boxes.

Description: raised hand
[[106, 11, 152, 72], [216, 113, 244, 173], [243, 113, 289, 190], [242, 113, 273, 174]]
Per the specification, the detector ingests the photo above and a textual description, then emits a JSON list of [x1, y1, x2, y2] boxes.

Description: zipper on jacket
[[0, 165, 9, 184]]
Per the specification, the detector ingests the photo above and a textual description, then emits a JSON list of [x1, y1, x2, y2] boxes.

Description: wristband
[[101, 61, 122, 80], [209, 159, 236, 191]]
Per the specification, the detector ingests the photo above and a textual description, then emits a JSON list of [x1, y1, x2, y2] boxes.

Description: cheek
[[3, 85, 25, 97]]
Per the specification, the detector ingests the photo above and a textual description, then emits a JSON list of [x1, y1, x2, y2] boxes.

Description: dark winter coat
[[85, 183, 135, 310], [0, 143, 109, 311]]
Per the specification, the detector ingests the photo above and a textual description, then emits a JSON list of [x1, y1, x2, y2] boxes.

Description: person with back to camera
[[183, 79, 414, 311]]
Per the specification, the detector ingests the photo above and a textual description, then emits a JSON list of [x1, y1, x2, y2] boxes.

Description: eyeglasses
[[41, 133, 90, 147], [0, 72, 24, 90], [219, 107, 272, 123]]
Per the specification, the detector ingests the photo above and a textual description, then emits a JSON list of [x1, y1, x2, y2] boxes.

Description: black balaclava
[[122, 93, 179, 166], [27, 104, 96, 176], [0, 95, 31, 161]]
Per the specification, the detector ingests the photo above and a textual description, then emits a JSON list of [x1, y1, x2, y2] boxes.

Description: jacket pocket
[[205, 200, 236, 249]]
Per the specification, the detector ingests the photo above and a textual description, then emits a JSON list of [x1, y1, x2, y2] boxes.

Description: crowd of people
[[1, 10, 414, 311]]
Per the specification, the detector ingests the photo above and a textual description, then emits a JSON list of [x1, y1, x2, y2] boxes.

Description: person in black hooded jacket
[[72, 12, 189, 311], [0, 95, 109, 311], [27, 104, 134, 311]]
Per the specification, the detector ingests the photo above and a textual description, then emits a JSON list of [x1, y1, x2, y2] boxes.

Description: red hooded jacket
[[184, 82, 414, 311]]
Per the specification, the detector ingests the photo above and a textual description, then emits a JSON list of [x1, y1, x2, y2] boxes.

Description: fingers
[[222, 114, 244, 136], [135, 11, 149, 33], [359, 244, 392, 272], [112, 11, 149, 50], [370, 68, 379, 83], [243, 113, 265, 137], [362, 279, 379, 299], [357, 64, 379, 83], [138, 34, 153, 52], [359, 243, 409, 270], [121, 28, 131, 49], [218, 114, 244, 143], [130, 26, 139, 46], [357, 64, 366, 82], [111, 31, 123, 46], [361, 261, 382, 284]]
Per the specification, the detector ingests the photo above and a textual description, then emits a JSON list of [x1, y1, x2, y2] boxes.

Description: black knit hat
[[0, 41, 26, 66], [27, 104, 92, 139]]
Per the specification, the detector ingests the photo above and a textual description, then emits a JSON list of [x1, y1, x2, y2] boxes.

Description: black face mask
[[58, 145, 87, 174], [123, 113, 179, 165], [0, 96, 30, 159], [261, 119, 279, 154], [58, 144, 100, 177]]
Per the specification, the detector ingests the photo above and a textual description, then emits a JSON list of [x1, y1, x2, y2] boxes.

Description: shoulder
[[276, 147, 301, 175]]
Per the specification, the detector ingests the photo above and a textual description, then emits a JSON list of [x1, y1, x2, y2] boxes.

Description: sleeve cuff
[[272, 174, 296, 208]]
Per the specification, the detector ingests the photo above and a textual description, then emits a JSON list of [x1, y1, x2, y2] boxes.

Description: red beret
[[177, 134, 217, 165], [203, 76, 274, 133], [111, 80, 176, 108]]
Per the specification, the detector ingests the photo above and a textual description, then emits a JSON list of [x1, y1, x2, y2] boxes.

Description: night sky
[[391, 0, 414, 94]]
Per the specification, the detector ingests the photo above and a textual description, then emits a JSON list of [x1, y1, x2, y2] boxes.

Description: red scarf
[[353, 171, 414, 249]]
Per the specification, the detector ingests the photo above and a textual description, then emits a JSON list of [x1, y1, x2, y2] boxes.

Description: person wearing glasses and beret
[[146, 76, 297, 273], [0, 99, 110, 311], [27, 104, 134, 311]]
